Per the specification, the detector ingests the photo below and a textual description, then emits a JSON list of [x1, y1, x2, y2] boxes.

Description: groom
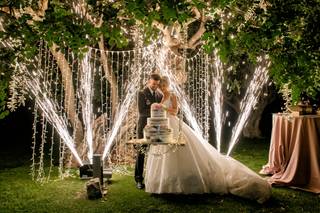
[[135, 73, 163, 189]]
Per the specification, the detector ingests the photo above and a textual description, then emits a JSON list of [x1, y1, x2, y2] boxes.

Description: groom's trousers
[[134, 145, 147, 183], [135, 116, 147, 183]]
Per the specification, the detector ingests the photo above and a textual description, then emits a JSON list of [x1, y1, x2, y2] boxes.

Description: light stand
[[81, 154, 113, 199], [93, 154, 103, 186]]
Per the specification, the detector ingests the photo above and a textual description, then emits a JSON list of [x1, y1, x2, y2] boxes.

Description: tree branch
[[0, 0, 48, 22], [49, 42, 84, 147], [187, 8, 206, 49], [98, 35, 119, 117], [183, 6, 201, 27], [153, 20, 181, 47], [71, 0, 103, 27], [152, 7, 206, 50]]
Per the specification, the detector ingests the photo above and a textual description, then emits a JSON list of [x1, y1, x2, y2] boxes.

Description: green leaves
[[201, 0, 320, 102], [107, 27, 128, 48], [0, 48, 12, 120], [0, 81, 9, 120], [0, 0, 319, 116], [160, 1, 178, 23], [37, 3, 96, 52]]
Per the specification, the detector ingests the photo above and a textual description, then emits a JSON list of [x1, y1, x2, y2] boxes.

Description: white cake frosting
[[150, 103, 167, 118], [144, 103, 173, 143], [147, 117, 168, 126]]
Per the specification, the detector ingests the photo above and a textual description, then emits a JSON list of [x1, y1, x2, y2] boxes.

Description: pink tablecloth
[[261, 114, 320, 193]]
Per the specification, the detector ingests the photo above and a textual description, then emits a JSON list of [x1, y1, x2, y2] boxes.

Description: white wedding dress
[[145, 95, 271, 203]]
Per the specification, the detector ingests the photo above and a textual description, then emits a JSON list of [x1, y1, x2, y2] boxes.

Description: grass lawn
[[0, 139, 319, 213]]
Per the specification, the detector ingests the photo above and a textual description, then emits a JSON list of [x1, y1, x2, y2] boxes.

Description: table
[[260, 113, 320, 193], [126, 138, 185, 146], [127, 139, 186, 156]]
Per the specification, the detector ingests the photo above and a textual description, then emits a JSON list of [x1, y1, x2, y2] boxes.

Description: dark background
[[0, 102, 33, 169]]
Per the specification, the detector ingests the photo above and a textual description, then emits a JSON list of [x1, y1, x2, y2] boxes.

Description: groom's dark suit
[[135, 86, 163, 183]]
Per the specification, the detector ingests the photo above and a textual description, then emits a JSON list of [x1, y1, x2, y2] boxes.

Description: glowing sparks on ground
[[227, 55, 271, 156]]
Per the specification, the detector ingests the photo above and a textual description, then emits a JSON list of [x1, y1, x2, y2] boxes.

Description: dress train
[[145, 114, 271, 203]]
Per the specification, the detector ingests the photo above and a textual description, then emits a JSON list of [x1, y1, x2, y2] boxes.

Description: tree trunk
[[49, 43, 84, 157], [242, 106, 263, 138], [92, 113, 108, 154], [243, 93, 275, 138], [98, 35, 119, 117]]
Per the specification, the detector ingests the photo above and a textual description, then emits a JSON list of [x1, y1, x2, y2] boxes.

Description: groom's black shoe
[[136, 182, 145, 189]]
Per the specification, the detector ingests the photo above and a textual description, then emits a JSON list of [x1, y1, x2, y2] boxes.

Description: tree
[[0, 46, 12, 119], [1, 0, 319, 158], [0, 0, 129, 162], [203, 0, 320, 103], [0, 0, 212, 162]]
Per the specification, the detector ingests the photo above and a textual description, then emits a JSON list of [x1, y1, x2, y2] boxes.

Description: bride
[[145, 76, 271, 203]]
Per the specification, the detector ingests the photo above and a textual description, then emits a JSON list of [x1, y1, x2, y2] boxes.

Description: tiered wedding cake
[[143, 103, 173, 143]]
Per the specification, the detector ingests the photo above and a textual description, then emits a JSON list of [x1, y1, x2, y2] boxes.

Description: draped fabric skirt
[[145, 115, 271, 203]]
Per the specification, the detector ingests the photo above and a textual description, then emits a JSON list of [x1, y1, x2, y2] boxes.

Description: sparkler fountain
[[227, 55, 271, 156], [79, 52, 94, 163], [6, 36, 272, 182], [211, 50, 226, 152], [101, 70, 140, 160], [101, 44, 157, 160], [156, 45, 205, 142], [13, 61, 83, 166]]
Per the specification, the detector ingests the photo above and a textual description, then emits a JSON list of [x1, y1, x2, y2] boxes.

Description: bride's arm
[[160, 97, 165, 104], [167, 94, 178, 115]]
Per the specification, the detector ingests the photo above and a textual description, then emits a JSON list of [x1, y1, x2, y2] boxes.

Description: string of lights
[[7, 36, 272, 180]]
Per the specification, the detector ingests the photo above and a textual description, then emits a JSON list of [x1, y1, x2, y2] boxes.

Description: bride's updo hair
[[160, 76, 170, 88]]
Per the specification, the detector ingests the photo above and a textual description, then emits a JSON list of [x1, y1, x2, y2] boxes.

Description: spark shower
[[9, 40, 270, 181]]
